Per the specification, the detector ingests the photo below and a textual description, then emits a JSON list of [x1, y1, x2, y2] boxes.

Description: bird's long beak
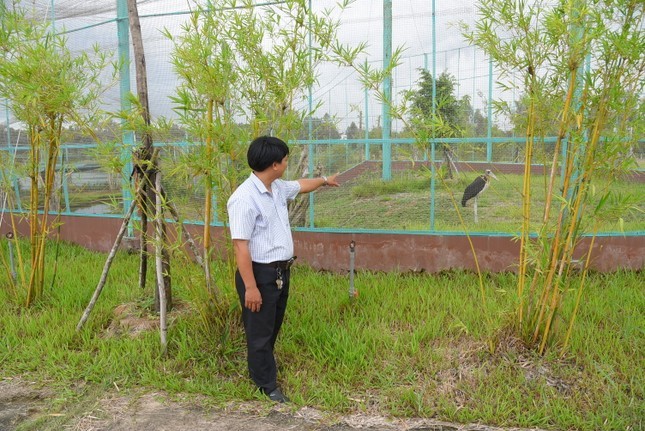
[[489, 172, 498, 180]]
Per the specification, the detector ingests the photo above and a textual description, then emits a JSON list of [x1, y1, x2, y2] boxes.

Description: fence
[[1, 138, 643, 235], [1, 1, 643, 236]]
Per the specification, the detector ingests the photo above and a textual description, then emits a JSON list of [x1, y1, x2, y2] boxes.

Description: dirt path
[[0, 378, 545, 431]]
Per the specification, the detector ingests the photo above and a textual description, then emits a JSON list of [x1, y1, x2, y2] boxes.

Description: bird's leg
[[474, 197, 478, 224]]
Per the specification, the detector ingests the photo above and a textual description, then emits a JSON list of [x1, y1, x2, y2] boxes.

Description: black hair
[[247, 136, 289, 172]]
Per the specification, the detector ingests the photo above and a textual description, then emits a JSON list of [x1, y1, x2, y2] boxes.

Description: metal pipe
[[382, 0, 392, 180], [117, 0, 135, 236], [6, 232, 16, 282], [349, 240, 357, 299]]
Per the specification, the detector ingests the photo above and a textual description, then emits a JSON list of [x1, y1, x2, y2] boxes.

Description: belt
[[253, 256, 297, 270]]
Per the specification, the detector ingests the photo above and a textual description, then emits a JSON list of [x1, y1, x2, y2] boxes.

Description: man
[[226, 136, 339, 403]]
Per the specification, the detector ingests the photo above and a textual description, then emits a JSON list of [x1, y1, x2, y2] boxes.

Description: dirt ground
[[0, 378, 548, 431]]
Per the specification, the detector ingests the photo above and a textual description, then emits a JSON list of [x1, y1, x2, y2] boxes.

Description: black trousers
[[235, 263, 290, 393]]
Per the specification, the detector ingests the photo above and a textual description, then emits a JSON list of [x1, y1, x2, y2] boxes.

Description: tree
[[409, 70, 472, 138], [405, 71, 473, 176], [345, 121, 360, 139], [297, 114, 341, 140]]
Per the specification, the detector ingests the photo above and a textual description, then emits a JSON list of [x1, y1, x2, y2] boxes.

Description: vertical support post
[[567, 2, 586, 201], [430, 141, 436, 231], [487, 57, 493, 162], [117, 0, 134, 235], [381, 0, 392, 180], [430, 0, 437, 224], [50, 0, 56, 32], [456, 48, 461, 99], [4, 101, 21, 210], [58, 149, 70, 213], [348, 240, 356, 300], [307, 0, 315, 228], [432, 0, 437, 142], [364, 86, 370, 160], [472, 47, 476, 122]]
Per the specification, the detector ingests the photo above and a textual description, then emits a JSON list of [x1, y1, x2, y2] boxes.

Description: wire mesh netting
[[1, 1, 643, 234]]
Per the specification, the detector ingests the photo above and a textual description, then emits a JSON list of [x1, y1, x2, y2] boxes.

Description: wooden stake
[[155, 171, 168, 355], [76, 198, 139, 331]]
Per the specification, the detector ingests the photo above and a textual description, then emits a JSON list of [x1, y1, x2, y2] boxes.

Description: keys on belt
[[275, 257, 296, 289], [276, 268, 284, 289]]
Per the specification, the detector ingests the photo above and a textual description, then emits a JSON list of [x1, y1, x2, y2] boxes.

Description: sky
[[4, 0, 511, 133]]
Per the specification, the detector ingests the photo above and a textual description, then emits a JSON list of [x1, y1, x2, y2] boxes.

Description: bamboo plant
[[163, 0, 370, 323], [462, 0, 644, 354], [0, 2, 111, 306]]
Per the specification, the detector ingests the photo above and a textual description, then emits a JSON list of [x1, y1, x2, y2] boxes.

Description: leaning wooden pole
[[155, 171, 168, 354], [76, 198, 139, 331]]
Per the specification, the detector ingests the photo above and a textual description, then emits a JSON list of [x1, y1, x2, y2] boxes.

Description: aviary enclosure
[[0, 0, 643, 429], [0, 0, 645, 430]]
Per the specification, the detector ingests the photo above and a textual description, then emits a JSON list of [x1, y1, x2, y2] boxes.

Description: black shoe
[[266, 387, 290, 403]]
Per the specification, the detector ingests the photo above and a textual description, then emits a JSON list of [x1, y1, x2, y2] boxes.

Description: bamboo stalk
[[0, 234, 18, 299], [517, 94, 536, 328], [35, 118, 59, 297], [562, 225, 598, 353], [531, 145, 579, 344], [6, 185, 26, 289], [543, 68, 578, 223], [26, 127, 40, 306], [161, 185, 204, 269], [203, 98, 214, 291], [539, 102, 609, 353]]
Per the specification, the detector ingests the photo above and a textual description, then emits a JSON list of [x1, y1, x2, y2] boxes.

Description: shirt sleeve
[[227, 195, 257, 240], [276, 179, 301, 201]]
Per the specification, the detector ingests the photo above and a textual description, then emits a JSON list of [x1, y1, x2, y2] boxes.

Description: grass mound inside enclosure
[[313, 169, 645, 232], [0, 241, 643, 431]]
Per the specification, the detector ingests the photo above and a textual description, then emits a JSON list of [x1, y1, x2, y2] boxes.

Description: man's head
[[247, 136, 290, 172]]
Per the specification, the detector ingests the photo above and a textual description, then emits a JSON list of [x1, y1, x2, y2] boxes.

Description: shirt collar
[[250, 172, 271, 195]]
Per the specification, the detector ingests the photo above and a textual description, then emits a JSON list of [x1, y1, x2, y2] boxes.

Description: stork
[[461, 169, 497, 223]]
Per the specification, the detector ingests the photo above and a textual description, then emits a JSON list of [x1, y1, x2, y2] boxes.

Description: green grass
[[312, 169, 645, 233], [0, 241, 642, 430]]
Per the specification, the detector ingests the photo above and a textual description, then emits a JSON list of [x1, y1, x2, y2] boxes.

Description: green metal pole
[[364, 86, 370, 160], [1, 4, 21, 210], [567, 3, 586, 202], [430, 141, 436, 231], [50, 0, 56, 32], [487, 58, 493, 162], [50, 1, 71, 214], [456, 48, 461, 99], [472, 47, 476, 123], [4, 101, 21, 211], [430, 0, 436, 230], [117, 0, 134, 235], [308, 0, 315, 228], [382, 0, 392, 180], [62, 149, 70, 212]]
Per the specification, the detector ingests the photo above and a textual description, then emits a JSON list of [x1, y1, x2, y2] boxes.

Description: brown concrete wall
[[2, 215, 642, 273]]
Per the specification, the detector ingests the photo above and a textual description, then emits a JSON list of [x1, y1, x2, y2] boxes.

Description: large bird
[[461, 169, 497, 223]]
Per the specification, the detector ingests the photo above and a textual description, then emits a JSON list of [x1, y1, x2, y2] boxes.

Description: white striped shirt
[[227, 173, 301, 263]]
